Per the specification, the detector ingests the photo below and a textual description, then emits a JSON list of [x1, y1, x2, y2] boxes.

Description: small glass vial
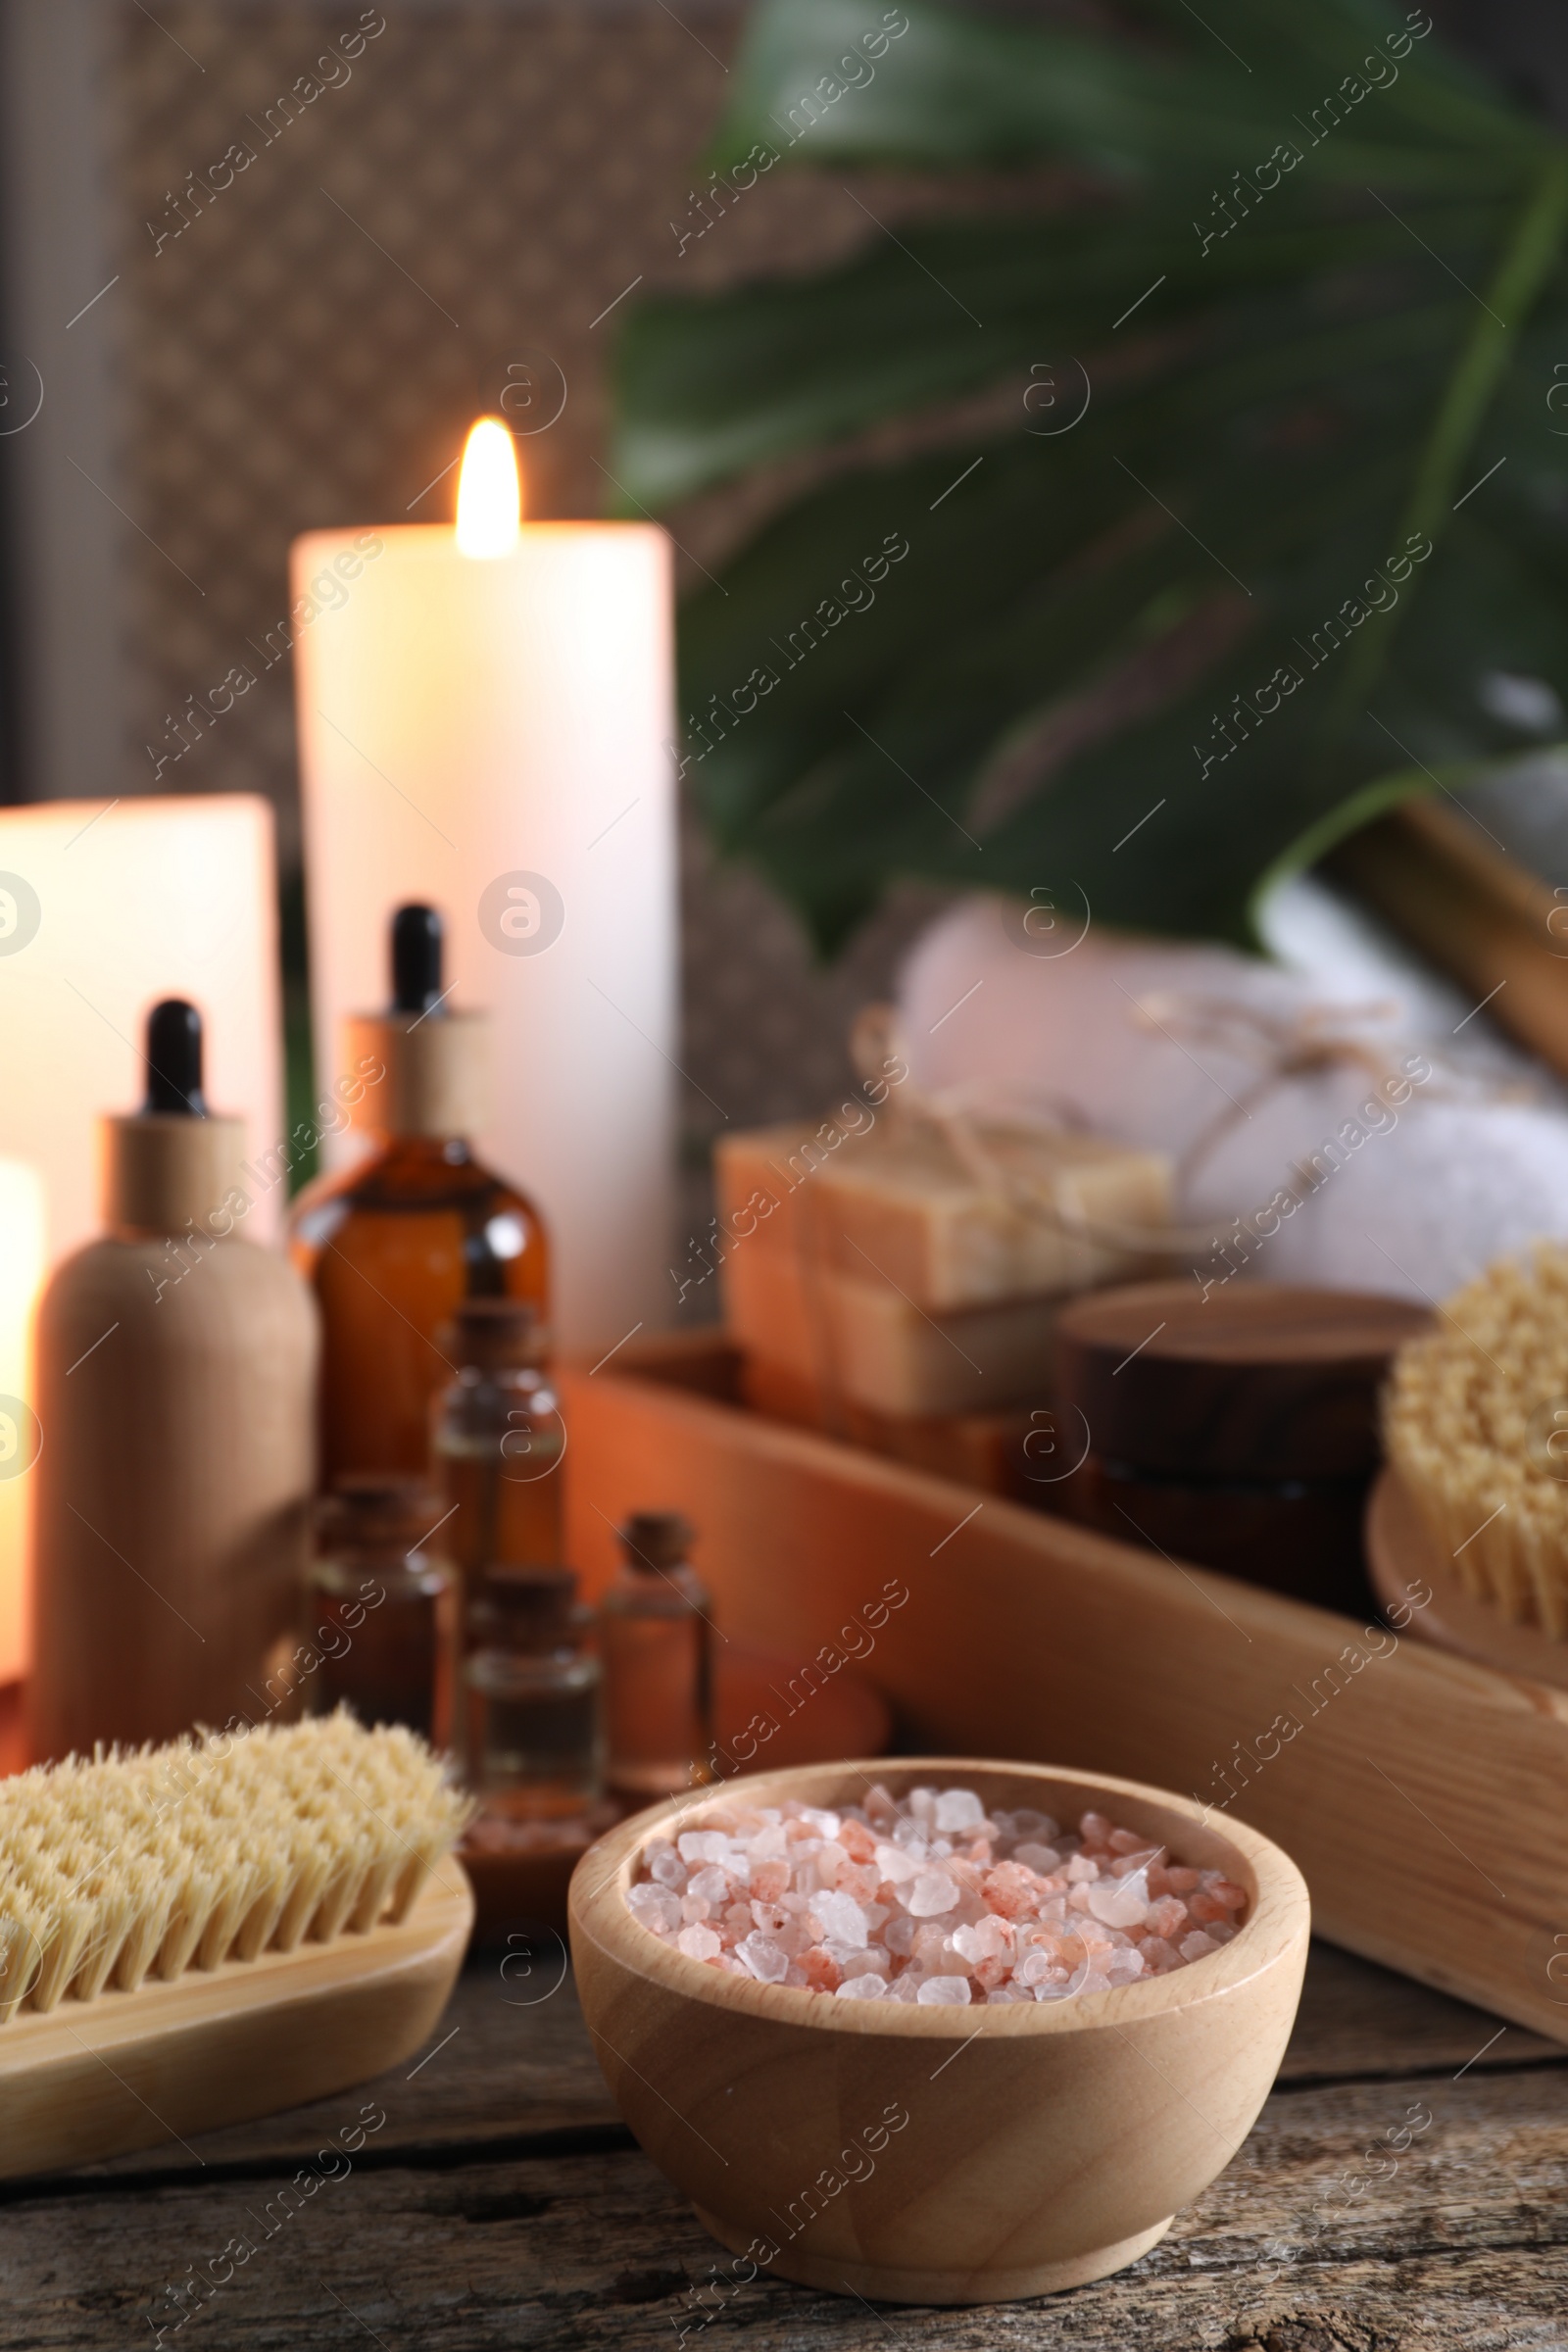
[[463, 1566, 602, 1819], [600, 1512, 716, 1801], [303, 1477, 456, 1743], [432, 1300, 564, 1594]]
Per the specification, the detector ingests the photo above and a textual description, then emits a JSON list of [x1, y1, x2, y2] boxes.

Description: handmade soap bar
[[714, 1117, 1170, 1311], [723, 1244, 1057, 1417]]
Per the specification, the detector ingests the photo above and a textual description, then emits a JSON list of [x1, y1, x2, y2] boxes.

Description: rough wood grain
[[1283, 1942, 1563, 2083], [5, 2066, 1567, 2349]]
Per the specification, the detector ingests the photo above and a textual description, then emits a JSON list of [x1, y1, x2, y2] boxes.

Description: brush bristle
[[0, 1712, 471, 2024], [1385, 1242, 1568, 1638]]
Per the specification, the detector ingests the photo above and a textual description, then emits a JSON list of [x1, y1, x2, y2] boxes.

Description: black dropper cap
[[391, 903, 443, 1015], [143, 999, 207, 1116]]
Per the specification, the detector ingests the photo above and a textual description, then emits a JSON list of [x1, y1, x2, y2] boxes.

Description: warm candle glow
[[455, 417, 521, 557], [0, 1155, 44, 1683]]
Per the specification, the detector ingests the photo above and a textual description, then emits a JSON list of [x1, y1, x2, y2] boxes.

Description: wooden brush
[[0, 1711, 473, 2179], [1384, 1244, 1568, 1637]]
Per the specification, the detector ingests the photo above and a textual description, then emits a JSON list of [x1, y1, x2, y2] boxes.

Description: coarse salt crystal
[[907, 1872, 959, 1918], [809, 1889, 869, 1947], [678, 1832, 733, 1865], [874, 1842, 921, 1884], [625, 1786, 1246, 2004], [1008, 1809, 1059, 1842], [933, 1788, 986, 1835], [626, 1884, 680, 1934], [736, 1933, 790, 1983], [1013, 1841, 1060, 1874], [1086, 1869, 1149, 1930]]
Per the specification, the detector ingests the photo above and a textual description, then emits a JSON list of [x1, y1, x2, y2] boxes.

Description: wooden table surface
[[5, 1934, 1566, 2351]]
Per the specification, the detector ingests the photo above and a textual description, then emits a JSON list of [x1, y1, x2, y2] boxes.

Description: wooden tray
[[561, 1332, 1568, 2043]]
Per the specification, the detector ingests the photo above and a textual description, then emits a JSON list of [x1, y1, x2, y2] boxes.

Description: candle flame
[[455, 417, 521, 557]]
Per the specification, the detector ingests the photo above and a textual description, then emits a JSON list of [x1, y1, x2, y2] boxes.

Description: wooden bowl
[[568, 1756, 1310, 2305]]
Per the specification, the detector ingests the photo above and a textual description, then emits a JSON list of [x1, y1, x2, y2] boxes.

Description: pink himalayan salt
[[623, 1786, 1249, 2005]]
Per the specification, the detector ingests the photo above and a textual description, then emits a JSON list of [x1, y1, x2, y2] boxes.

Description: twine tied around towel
[[848, 988, 1508, 1261]]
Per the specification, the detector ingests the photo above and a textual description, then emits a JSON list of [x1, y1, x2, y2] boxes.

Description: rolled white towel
[[896, 878, 1568, 1303]]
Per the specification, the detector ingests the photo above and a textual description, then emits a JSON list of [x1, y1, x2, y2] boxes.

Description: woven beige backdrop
[[111, 0, 957, 1283]]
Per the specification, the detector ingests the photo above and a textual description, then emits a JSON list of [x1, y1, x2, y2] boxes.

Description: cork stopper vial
[[440, 1298, 549, 1375], [104, 998, 246, 1238], [472, 1564, 579, 1648], [316, 1475, 443, 1556], [617, 1512, 695, 1574], [343, 903, 489, 1141]]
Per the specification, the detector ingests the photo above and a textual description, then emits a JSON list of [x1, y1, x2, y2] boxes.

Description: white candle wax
[[291, 511, 676, 1352]]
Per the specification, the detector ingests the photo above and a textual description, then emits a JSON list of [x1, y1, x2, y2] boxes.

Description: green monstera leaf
[[611, 0, 1568, 950]]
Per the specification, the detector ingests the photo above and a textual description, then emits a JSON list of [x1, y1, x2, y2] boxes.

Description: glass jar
[[432, 1299, 564, 1589], [599, 1512, 716, 1801], [302, 1477, 457, 1743], [462, 1566, 602, 1818]]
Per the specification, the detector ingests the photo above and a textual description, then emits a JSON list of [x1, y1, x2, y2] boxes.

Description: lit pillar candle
[[292, 421, 676, 1352], [0, 1159, 44, 1685]]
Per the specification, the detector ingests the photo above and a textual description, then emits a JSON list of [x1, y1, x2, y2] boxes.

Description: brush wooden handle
[[1366, 1468, 1568, 1690], [0, 1870, 472, 2180]]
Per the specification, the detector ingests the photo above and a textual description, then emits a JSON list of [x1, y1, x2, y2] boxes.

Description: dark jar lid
[[1054, 1280, 1429, 1483]]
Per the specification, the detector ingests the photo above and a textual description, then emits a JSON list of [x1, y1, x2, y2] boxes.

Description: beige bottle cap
[[105, 1113, 247, 1238], [342, 1009, 489, 1142]]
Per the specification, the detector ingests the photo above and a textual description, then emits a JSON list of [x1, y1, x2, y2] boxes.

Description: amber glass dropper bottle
[[289, 903, 550, 1486]]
